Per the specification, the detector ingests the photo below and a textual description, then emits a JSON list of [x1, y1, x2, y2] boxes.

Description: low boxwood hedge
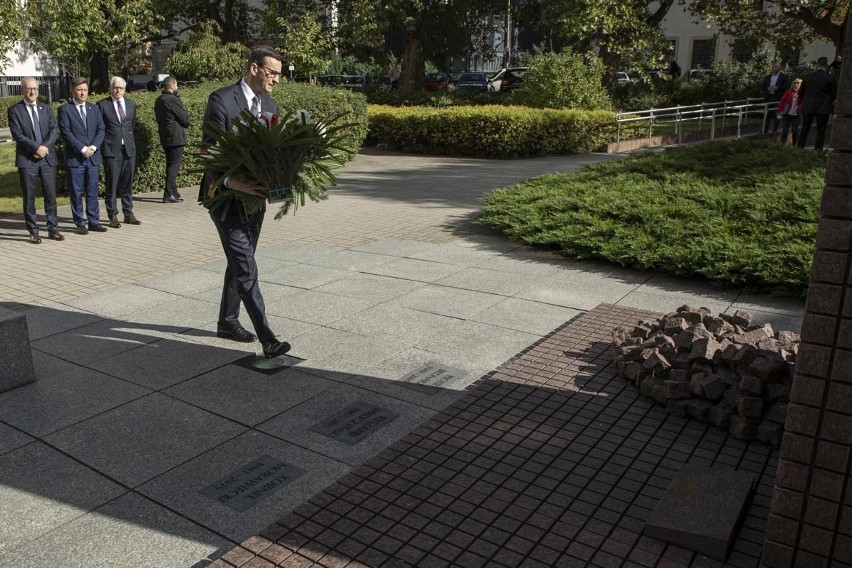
[[365, 104, 638, 158]]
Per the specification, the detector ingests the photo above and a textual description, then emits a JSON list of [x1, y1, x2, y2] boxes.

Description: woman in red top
[[777, 78, 803, 145]]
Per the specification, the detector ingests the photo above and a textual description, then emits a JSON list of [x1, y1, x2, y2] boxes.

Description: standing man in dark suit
[[154, 76, 190, 203], [797, 57, 838, 151], [199, 46, 290, 359], [761, 62, 789, 134], [7, 77, 63, 244], [98, 76, 139, 228], [58, 76, 108, 235]]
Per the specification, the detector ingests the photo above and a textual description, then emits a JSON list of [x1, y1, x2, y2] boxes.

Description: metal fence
[[615, 98, 774, 144], [0, 75, 71, 103]]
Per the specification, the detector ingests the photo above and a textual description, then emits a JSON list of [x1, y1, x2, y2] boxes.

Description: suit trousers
[[797, 113, 830, 150], [210, 205, 275, 343], [164, 145, 185, 199], [18, 160, 58, 234], [67, 161, 101, 228], [103, 147, 136, 217]]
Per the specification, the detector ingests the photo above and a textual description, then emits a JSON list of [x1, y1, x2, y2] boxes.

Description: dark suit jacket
[[7, 100, 59, 168], [761, 72, 790, 103], [198, 81, 279, 203], [97, 97, 136, 158], [154, 91, 190, 147], [800, 69, 837, 115], [58, 101, 105, 167]]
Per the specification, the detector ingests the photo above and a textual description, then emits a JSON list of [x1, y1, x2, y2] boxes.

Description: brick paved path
[[212, 305, 776, 568]]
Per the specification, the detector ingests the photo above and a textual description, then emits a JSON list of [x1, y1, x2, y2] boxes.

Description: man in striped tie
[[98, 76, 139, 228]]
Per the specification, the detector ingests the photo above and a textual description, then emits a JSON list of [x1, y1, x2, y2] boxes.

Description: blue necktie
[[251, 96, 260, 118], [30, 105, 42, 145]]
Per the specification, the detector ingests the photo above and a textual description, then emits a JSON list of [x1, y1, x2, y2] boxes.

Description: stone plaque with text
[[310, 401, 399, 444], [199, 455, 305, 512], [400, 361, 465, 395]]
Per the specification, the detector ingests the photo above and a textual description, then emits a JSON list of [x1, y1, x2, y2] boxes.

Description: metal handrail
[[615, 98, 772, 143]]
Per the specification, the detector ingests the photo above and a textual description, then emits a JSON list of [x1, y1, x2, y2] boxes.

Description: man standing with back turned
[[7, 77, 63, 243], [98, 76, 140, 228], [199, 46, 291, 359], [154, 76, 190, 203], [797, 56, 837, 151]]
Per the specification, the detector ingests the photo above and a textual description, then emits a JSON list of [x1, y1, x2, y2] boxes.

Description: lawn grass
[[478, 139, 826, 295], [0, 143, 71, 215]]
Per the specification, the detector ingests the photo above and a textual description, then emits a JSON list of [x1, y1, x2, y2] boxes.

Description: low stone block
[[710, 403, 734, 430], [729, 415, 760, 440], [766, 383, 792, 404], [739, 375, 764, 396], [0, 311, 35, 393], [686, 399, 713, 421], [690, 337, 722, 362], [641, 376, 662, 398], [691, 373, 724, 401], [663, 380, 691, 400], [767, 403, 788, 424], [644, 351, 672, 371], [748, 356, 788, 382], [737, 396, 764, 418], [664, 317, 688, 335], [732, 345, 758, 368], [731, 310, 752, 328], [643, 464, 756, 561], [733, 327, 774, 346], [758, 420, 784, 448], [667, 399, 688, 417]]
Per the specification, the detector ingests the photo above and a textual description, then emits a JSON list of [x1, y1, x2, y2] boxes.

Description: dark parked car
[[424, 72, 451, 91], [454, 72, 488, 91], [317, 74, 375, 92], [487, 67, 528, 92]]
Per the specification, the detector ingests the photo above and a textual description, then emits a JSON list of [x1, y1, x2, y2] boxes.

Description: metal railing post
[[711, 108, 716, 140]]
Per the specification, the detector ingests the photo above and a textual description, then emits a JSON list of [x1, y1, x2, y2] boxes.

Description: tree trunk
[[399, 32, 425, 92], [90, 51, 110, 93]]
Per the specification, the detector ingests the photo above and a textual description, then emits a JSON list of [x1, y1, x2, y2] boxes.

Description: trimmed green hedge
[[366, 105, 636, 158], [2, 82, 368, 194]]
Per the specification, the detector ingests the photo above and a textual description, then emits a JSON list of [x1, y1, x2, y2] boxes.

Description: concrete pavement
[[0, 149, 803, 566]]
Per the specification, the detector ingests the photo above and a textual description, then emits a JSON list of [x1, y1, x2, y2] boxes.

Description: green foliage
[[166, 22, 247, 82], [479, 140, 825, 294], [275, 11, 334, 81], [367, 88, 503, 108], [0, 95, 18, 128], [0, 0, 21, 71], [366, 105, 634, 157], [513, 51, 613, 111]]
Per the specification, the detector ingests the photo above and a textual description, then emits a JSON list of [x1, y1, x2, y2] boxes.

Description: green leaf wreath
[[199, 108, 355, 219]]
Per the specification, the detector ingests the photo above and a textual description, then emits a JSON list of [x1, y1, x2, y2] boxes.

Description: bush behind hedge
[[366, 105, 638, 158]]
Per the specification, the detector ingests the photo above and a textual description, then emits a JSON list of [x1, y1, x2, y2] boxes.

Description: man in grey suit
[[199, 46, 291, 359], [98, 76, 139, 227], [7, 77, 62, 243], [797, 56, 838, 151], [58, 76, 107, 235]]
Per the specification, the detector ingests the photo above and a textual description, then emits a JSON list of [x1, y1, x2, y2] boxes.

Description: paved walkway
[[0, 149, 803, 567]]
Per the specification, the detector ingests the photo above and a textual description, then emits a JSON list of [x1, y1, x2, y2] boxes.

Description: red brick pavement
[[209, 304, 776, 568]]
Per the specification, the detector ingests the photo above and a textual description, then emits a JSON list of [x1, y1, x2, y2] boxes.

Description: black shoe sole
[[263, 341, 292, 358], [216, 330, 256, 343]]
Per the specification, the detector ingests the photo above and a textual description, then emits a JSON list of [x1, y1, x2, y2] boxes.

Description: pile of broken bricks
[[611, 305, 799, 447]]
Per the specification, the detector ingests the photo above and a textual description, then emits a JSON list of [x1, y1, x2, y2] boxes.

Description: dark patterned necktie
[[30, 105, 42, 145], [251, 96, 260, 117], [118, 100, 125, 122]]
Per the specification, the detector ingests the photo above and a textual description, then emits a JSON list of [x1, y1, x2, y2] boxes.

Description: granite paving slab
[[364, 257, 464, 283], [138, 430, 352, 542], [0, 443, 126, 555], [136, 268, 224, 297], [20, 303, 103, 341], [325, 303, 457, 344], [471, 251, 564, 276], [348, 238, 433, 257], [432, 266, 532, 296], [30, 318, 183, 366], [730, 293, 806, 315], [63, 285, 181, 319], [257, 242, 343, 263], [724, 307, 804, 334], [408, 243, 504, 266], [472, 297, 583, 336], [118, 297, 221, 333], [303, 249, 398, 272], [285, 326, 410, 379], [164, 364, 336, 426], [0, 422, 33, 456], [263, 289, 378, 325], [313, 273, 424, 302], [515, 275, 641, 310], [89, 336, 249, 390], [393, 285, 506, 319], [0, 368, 150, 437], [0, 492, 231, 568], [195, 281, 304, 306], [261, 262, 351, 289], [617, 290, 734, 316], [442, 234, 525, 254], [217, 304, 777, 568], [414, 319, 541, 371], [44, 393, 247, 487], [31, 350, 83, 380], [257, 384, 436, 467]]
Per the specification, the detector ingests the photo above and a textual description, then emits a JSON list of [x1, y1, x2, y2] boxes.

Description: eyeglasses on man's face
[[259, 64, 281, 78]]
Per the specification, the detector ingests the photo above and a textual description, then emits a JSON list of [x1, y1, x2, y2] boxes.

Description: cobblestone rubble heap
[[611, 306, 799, 447]]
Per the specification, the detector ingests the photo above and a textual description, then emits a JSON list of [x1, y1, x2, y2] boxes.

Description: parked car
[[317, 74, 375, 92], [424, 72, 451, 91], [487, 67, 528, 92], [454, 72, 489, 91], [687, 68, 714, 81], [615, 71, 631, 87]]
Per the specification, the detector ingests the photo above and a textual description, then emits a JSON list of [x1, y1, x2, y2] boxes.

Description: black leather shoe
[[29, 234, 42, 244], [124, 214, 141, 225], [108, 216, 121, 228], [88, 224, 108, 232], [262, 340, 291, 358], [216, 323, 256, 343], [75, 226, 89, 235], [48, 231, 65, 241], [162, 196, 183, 203]]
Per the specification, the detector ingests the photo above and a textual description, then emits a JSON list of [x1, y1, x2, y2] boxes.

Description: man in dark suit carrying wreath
[[198, 46, 291, 359]]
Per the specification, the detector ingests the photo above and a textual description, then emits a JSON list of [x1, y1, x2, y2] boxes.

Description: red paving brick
[[222, 305, 776, 567]]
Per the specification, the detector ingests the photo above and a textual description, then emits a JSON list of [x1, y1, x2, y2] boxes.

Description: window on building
[[731, 39, 757, 63], [691, 38, 717, 69]]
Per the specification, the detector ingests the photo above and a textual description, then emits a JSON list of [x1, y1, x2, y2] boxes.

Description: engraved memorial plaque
[[310, 401, 399, 444], [199, 455, 305, 512], [400, 361, 464, 395]]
